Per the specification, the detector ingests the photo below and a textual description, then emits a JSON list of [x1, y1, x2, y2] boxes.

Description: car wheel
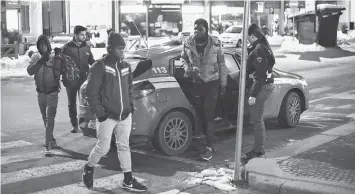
[[153, 111, 193, 156], [236, 40, 242, 48], [278, 91, 302, 128]]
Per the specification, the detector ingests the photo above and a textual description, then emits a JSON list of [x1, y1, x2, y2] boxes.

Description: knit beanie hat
[[194, 18, 209, 32], [107, 32, 126, 49]]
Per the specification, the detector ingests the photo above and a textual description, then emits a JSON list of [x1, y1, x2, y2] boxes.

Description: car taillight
[[133, 81, 155, 100]]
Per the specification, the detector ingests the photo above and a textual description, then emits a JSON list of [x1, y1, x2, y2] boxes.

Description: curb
[[245, 121, 355, 194]]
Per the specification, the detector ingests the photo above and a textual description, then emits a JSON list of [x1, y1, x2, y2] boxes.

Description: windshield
[[225, 26, 243, 33]]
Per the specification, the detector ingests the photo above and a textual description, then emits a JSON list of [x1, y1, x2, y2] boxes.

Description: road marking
[[346, 113, 355, 119], [158, 189, 190, 194], [309, 89, 355, 103], [1, 160, 87, 184], [30, 174, 146, 194], [1, 149, 71, 165], [309, 86, 333, 95], [1, 140, 32, 150]]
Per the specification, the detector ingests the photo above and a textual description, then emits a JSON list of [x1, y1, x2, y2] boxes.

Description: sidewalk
[[245, 121, 355, 194]]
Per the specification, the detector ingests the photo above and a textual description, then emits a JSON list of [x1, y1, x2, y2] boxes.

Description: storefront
[[210, 1, 244, 34], [148, 4, 182, 37]]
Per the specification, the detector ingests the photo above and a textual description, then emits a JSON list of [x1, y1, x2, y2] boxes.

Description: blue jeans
[[249, 84, 275, 153], [37, 92, 59, 145]]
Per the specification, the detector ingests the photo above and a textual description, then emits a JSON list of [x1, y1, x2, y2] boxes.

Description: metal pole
[[234, 0, 250, 182], [293, 15, 295, 40], [146, 5, 149, 46]]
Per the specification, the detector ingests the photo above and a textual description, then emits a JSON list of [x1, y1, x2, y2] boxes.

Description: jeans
[[87, 114, 132, 172], [37, 92, 59, 145], [195, 79, 220, 148], [66, 86, 81, 128], [249, 84, 275, 153]]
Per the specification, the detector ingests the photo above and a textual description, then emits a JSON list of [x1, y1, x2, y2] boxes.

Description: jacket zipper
[[116, 62, 124, 120], [43, 61, 46, 93]]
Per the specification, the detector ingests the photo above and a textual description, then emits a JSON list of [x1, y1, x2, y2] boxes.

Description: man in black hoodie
[[82, 32, 147, 192], [27, 35, 63, 156], [62, 25, 95, 133]]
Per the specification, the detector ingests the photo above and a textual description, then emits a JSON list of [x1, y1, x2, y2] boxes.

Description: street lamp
[[234, 0, 250, 183]]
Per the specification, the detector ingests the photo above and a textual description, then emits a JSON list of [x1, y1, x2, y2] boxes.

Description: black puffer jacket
[[62, 38, 95, 86], [27, 35, 63, 94], [86, 54, 134, 121]]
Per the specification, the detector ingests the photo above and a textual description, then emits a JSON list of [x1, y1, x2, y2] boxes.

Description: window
[[224, 53, 240, 80], [21, 5, 30, 32]]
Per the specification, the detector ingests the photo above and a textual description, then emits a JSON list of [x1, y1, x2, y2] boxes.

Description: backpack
[[61, 53, 80, 88]]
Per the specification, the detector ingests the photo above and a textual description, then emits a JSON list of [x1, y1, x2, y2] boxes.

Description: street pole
[[234, 0, 250, 182]]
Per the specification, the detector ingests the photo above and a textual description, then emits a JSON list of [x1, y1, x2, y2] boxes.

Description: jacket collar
[[69, 38, 87, 48], [184, 35, 215, 58]]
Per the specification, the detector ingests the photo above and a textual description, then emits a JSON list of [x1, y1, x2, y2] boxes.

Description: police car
[[79, 43, 309, 156]]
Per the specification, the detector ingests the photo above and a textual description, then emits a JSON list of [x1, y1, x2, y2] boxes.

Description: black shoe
[[245, 150, 265, 160], [122, 178, 147, 192], [71, 127, 78, 133], [82, 164, 94, 188], [200, 147, 213, 161]]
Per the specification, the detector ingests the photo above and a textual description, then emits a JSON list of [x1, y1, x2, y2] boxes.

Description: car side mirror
[[132, 59, 152, 79]]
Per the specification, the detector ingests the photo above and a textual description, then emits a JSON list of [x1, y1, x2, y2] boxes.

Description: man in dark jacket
[[62, 25, 95, 133], [82, 32, 147, 192], [27, 35, 63, 156]]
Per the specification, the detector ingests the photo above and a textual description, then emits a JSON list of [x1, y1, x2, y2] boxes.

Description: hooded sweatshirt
[[27, 35, 64, 94]]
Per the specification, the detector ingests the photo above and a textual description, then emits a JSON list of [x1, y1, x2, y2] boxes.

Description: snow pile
[[1, 56, 31, 78], [337, 30, 355, 45], [280, 37, 326, 52], [267, 35, 284, 46], [185, 168, 237, 191]]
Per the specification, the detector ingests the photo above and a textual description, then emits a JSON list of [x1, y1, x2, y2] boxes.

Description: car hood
[[273, 68, 304, 80]]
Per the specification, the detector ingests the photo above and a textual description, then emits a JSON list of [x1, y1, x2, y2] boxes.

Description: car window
[[224, 53, 240, 79]]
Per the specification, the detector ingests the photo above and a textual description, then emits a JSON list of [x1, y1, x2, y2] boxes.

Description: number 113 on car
[[152, 67, 168, 74]]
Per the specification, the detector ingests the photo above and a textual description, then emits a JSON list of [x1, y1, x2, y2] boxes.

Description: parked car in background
[[220, 25, 243, 48], [79, 43, 310, 156]]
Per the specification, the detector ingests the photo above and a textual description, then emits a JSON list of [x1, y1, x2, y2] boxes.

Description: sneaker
[[122, 178, 147, 192], [201, 147, 213, 161], [70, 127, 78, 133], [43, 145, 52, 157], [245, 150, 265, 160], [82, 164, 94, 188]]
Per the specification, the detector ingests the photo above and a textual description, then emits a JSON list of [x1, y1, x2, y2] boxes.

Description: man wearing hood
[[82, 32, 147, 192], [27, 35, 64, 156], [181, 18, 228, 161], [62, 25, 95, 133]]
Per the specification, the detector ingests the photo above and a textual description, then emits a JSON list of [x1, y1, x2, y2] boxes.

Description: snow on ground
[[185, 168, 237, 191], [337, 30, 355, 52], [266, 35, 284, 46], [279, 36, 326, 52], [1, 56, 31, 79]]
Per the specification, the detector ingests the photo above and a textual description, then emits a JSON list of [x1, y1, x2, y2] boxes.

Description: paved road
[[1, 53, 355, 193]]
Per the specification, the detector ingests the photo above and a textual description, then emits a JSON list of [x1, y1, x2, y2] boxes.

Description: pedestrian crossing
[[1, 131, 192, 194]]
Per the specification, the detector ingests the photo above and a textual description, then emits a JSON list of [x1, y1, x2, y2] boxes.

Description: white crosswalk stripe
[[2, 160, 87, 184], [157, 189, 190, 194], [1, 149, 72, 165], [30, 174, 147, 194], [1, 140, 32, 149]]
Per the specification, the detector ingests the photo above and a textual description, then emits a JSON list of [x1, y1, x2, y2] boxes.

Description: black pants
[[66, 86, 85, 128], [195, 79, 220, 148]]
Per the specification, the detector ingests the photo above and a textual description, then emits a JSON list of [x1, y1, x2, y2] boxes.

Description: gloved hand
[[98, 115, 108, 122], [40, 54, 50, 63], [54, 48, 61, 56]]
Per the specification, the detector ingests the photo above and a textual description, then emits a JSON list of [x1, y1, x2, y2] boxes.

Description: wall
[[42, 1, 64, 36], [337, 0, 350, 29]]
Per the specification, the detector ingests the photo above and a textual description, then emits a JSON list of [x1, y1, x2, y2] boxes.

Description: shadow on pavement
[[283, 47, 355, 62]]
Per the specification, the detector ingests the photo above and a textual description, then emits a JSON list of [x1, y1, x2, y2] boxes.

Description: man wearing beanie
[[181, 18, 228, 161], [82, 32, 147, 192]]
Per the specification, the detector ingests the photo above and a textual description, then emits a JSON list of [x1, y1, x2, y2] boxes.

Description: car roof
[[128, 45, 240, 65]]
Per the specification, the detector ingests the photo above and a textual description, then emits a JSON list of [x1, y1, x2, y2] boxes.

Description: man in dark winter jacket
[[82, 32, 147, 192], [27, 35, 64, 156], [62, 25, 95, 133]]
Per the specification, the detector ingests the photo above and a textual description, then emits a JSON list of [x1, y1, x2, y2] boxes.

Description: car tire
[[277, 91, 302, 128], [153, 111, 193, 156], [236, 40, 242, 48]]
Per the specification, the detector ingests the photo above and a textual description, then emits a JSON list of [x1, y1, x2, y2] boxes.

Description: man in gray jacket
[[82, 32, 147, 192]]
